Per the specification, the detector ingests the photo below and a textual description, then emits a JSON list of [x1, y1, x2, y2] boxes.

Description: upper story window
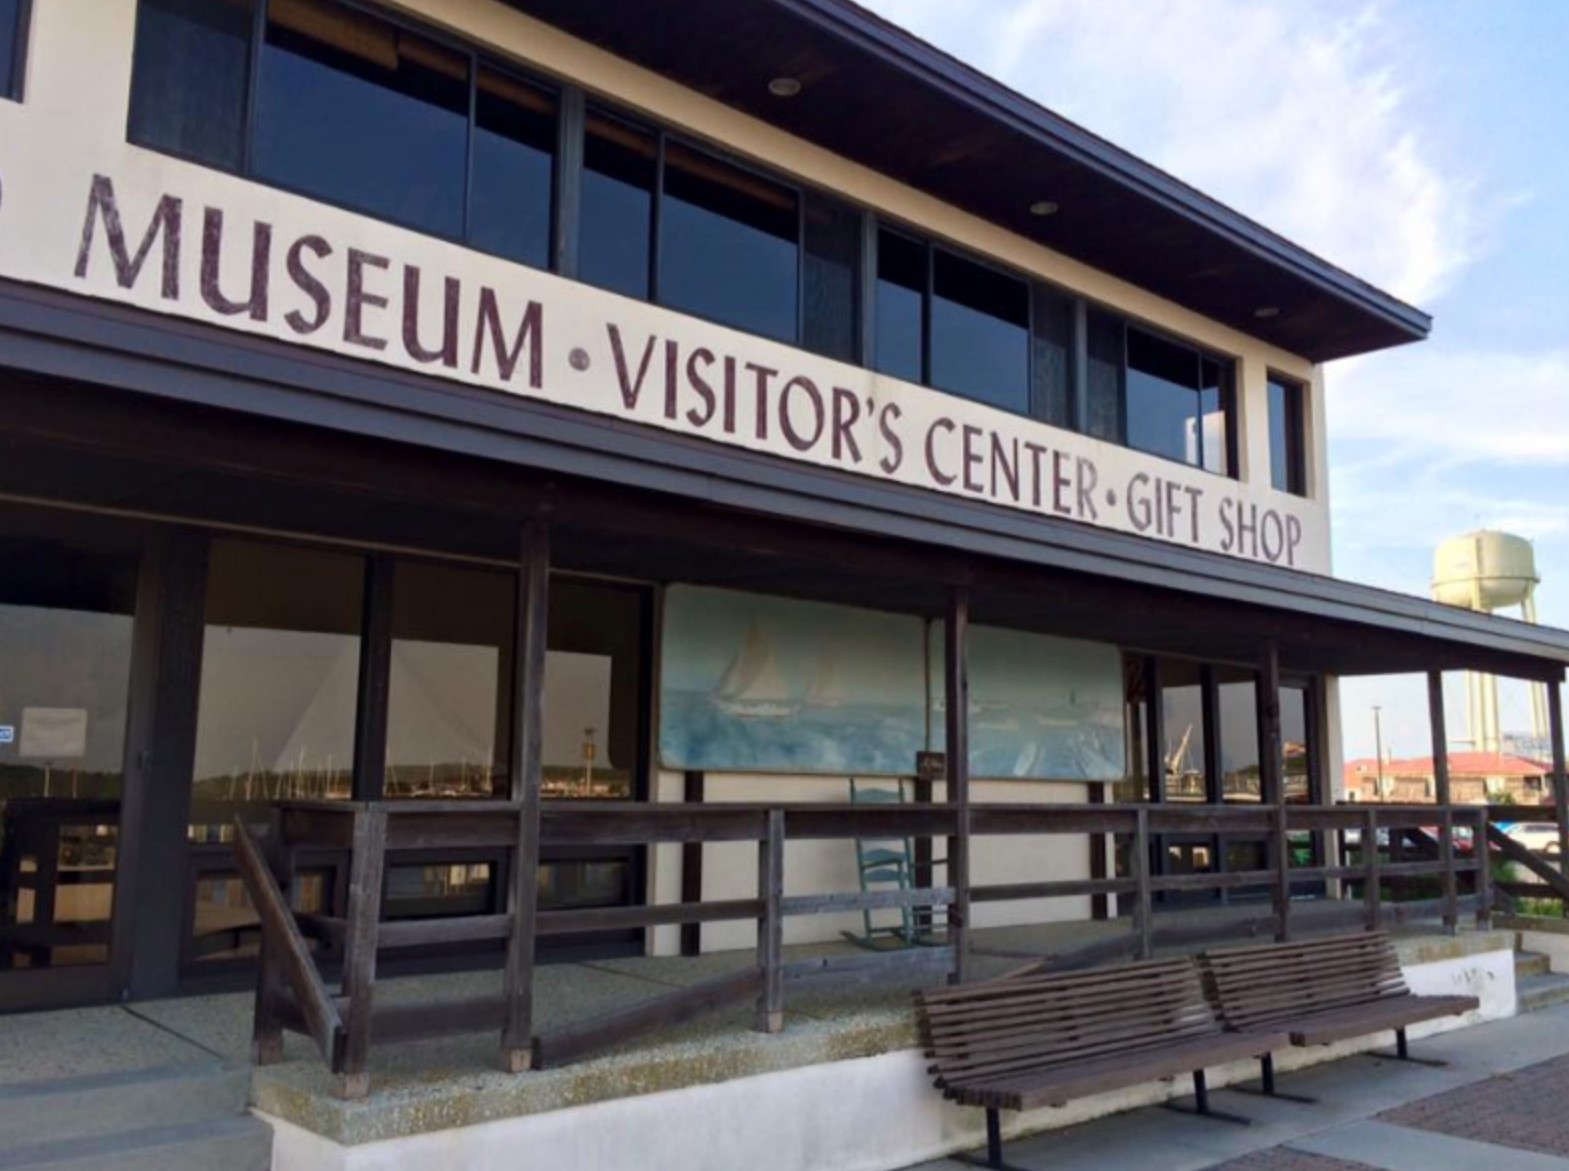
[[661, 142, 799, 344], [578, 109, 856, 356], [129, 0, 556, 263], [0, 0, 26, 100], [873, 228, 1073, 426], [1267, 374, 1308, 495], [1087, 311, 1235, 477], [121, 0, 1260, 491]]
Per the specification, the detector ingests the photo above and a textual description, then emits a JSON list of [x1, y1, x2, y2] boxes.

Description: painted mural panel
[[930, 625, 1127, 781], [659, 586, 928, 775]]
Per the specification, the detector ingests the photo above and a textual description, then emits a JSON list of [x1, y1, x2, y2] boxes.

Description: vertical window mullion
[[649, 131, 666, 306], [858, 212, 877, 367], [462, 50, 477, 244], [553, 86, 585, 279], [795, 188, 807, 348], [920, 241, 934, 385], [242, 0, 266, 176]]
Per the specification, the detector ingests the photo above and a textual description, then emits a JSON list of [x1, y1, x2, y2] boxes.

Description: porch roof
[[0, 280, 1564, 684]]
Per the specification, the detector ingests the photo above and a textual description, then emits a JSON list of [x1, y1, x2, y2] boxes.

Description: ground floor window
[[0, 529, 136, 972]]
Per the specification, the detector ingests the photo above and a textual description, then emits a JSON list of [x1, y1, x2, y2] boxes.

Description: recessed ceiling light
[[768, 77, 803, 98], [1253, 306, 1281, 319], [1029, 200, 1060, 217]]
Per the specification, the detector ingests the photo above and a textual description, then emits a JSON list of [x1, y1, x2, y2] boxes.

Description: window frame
[[1266, 370, 1310, 497], [128, 0, 563, 267], [1118, 319, 1239, 480], [870, 220, 1070, 426], [1, 0, 31, 102]]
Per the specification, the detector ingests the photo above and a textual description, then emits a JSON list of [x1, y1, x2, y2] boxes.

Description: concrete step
[[0, 1116, 271, 1171], [1518, 971, 1569, 1013], [0, 1061, 251, 1150], [1515, 950, 1552, 979]]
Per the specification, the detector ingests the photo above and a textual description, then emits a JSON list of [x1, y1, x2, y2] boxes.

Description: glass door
[[0, 523, 137, 1009]]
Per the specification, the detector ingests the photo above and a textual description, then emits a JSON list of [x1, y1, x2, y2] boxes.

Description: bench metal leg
[[1161, 1071, 1252, 1126], [1369, 1027, 1448, 1068], [952, 1108, 1034, 1171], [1225, 1053, 1318, 1104]]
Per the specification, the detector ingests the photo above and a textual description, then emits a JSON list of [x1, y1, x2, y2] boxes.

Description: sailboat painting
[[928, 624, 1126, 782], [660, 586, 927, 774]]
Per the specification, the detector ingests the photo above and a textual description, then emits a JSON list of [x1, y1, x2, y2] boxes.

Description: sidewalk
[[907, 1003, 1569, 1171]]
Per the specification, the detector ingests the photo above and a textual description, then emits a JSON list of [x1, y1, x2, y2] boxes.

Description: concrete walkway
[[907, 1002, 1569, 1171]]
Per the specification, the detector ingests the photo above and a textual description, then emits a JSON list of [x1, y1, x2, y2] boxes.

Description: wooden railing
[[236, 799, 1492, 1093]]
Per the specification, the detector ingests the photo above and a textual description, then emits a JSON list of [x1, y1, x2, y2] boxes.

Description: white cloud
[[860, 0, 1482, 305], [1329, 347, 1569, 466]]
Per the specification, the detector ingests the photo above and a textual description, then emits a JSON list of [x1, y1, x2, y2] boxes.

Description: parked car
[[1503, 822, 1562, 855]]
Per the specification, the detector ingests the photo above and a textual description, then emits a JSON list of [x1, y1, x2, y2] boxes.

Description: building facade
[[1, 0, 1567, 1020]]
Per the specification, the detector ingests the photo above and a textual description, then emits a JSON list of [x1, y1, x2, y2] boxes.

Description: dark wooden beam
[[1258, 646, 1288, 939], [502, 519, 550, 1072], [351, 558, 395, 802], [1427, 670, 1457, 935], [681, 770, 705, 956], [945, 585, 972, 984], [118, 527, 208, 1000], [1551, 682, 1569, 886]]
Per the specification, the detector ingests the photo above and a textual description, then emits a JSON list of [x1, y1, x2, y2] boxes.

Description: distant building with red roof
[[1344, 752, 1551, 804]]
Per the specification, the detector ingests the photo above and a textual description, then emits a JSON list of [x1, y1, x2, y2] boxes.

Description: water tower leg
[[1526, 596, 1551, 746]]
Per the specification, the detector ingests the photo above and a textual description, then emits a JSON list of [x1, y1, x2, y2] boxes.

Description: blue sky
[[863, 0, 1569, 759]]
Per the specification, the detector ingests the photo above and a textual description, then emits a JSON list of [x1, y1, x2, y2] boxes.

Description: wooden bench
[[915, 958, 1288, 1170], [1199, 930, 1479, 1090]]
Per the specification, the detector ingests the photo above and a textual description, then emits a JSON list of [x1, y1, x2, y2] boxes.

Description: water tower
[[1432, 530, 1548, 753]]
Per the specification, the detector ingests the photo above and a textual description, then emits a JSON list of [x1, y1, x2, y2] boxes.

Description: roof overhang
[[503, 0, 1431, 362], [1, 280, 1559, 686]]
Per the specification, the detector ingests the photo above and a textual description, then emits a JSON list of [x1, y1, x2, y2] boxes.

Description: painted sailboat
[[806, 654, 850, 710], [711, 623, 799, 719]]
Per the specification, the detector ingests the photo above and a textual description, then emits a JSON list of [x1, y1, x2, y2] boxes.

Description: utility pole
[[1373, 705, 1386, 800]]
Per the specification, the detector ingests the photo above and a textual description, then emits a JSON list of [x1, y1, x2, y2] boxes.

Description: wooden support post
[[1258, 646, 1289, 940], [1133, 807, 1153, 959], [1428, 671, 1457, 936], [1364, 807, 1381, 931], [337, 806, 387, 1100], [1550, 680, 1569, 918], [503, 519, 550, 1072], [756, 809, 785, 1033], [1475, 808, 1493, 930], [681, 770, 705, 956], [945, 586, 972, 984]]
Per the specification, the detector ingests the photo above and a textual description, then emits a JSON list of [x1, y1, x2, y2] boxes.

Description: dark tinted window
[[1199, 358, 1231, 476], [802, 193, 862, 364], [660, 143, 799, 342], [1281, 685, 1313, 802], [1126, 328, 1201, 465], [930, 250, 1029, 413], [1084, 309, 1124, 443], [0, 0, 16, 99], [1031, 286, 1074, 429], [469, 68, 555, 268], [253, 0, 469, 236], [128, 0, 254, 168], [873, 229, 925, 383], [1268, 376, 1307, 495], [580, 112, 656, 300]]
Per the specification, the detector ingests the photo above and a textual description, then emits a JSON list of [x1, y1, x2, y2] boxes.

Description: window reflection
[[470, 68, 555, 268], [660, 142, 799, 342], [1216, 669, 1260, 802], [129, 0, 254, 167], [543, 581, 644, 801], [1282, 685, 1313, 802], [1269, 376, 1307, 495], [580, 112, 656, 300], [1160, 660, 1206, 802], [930, 250, 1030, 413], [803, 193, 862, 363], [254, 0, 469, 236], [191, 540, 362, 838], [386, 562, 512, 799], [874, 229, 925, 384], [0, 535, 136, 971]]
